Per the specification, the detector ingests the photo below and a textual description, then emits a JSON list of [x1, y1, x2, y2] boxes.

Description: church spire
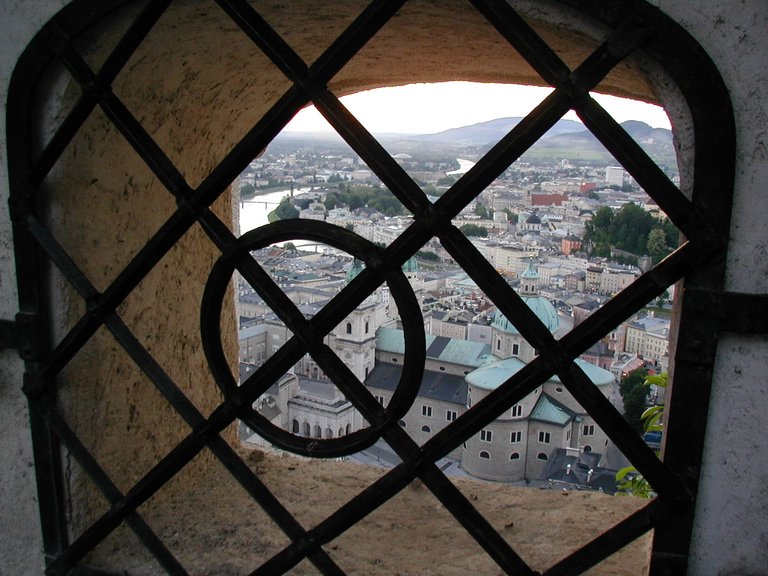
[[519, 258, 540, 296]]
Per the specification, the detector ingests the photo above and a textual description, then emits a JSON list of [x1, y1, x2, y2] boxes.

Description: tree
[[619, 367, 649, 434], [240, 182, 255, 198], [273, 197, 299, 220], [583, 204, 661, 258], [324, 192, 339, 210], [474, 203, 490, 219], [459, 223, 488, 237], [647, 228, 668, 262], [616, 372, 668, 497], [416, 250, 439, 261]]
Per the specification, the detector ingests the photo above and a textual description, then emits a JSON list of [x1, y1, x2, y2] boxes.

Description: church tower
[[490, 260, 558, 362], [329, 258, 379, 382]]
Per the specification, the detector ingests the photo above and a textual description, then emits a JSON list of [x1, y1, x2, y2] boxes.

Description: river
[[239, 188, 294, 232], [239, 188, 325, 250]]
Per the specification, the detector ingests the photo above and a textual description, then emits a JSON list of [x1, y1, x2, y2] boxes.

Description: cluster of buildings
[[237, 243, 670, 490], [235, 145, 675, 489]]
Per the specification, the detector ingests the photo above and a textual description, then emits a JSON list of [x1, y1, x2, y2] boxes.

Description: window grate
[[6, 1, 736, 574]]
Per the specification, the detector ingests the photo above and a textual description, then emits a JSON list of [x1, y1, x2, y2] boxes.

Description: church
[[245, 259, 620, 484]]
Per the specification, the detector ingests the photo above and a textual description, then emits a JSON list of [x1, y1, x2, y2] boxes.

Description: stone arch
[[6, 0, 737, 573]]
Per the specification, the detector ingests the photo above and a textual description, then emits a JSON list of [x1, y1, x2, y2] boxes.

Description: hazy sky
[[284, 82, 671, 134]]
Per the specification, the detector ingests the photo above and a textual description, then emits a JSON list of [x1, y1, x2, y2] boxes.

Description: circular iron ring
[[201, 219, 425, 457]]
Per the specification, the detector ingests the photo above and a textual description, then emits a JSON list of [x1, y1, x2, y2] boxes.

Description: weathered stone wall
[[1, 0, 767, 574]]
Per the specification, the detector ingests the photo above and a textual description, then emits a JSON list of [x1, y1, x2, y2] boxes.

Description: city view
[[234, 89, 676, 494]]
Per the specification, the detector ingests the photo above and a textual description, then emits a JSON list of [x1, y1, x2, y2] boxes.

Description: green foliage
[[503, 208, 518, 223], [459, 223, 489, 237], [417, 250, 439, 261], [474, 203, 493, 219], [615, 465, 654, 498], [584, 204, 677, 259], [240, 182, 255, 197], [647, 228, 669, 262], [619, 367, 649, 434], [294, 197, 313, 210], [324, 184, 407, 216], [616, 373, 668, 497], [437, 175, 457, 186], [273, 197, 299, 220]]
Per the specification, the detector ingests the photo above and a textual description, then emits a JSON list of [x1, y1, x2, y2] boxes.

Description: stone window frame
[[5, 0, 742, 574]]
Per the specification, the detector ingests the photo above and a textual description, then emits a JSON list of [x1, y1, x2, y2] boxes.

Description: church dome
[[346, 258, 365, 283], [402, 255, 419, 274], [491, 296, 560, 335], [347, 256, 419, 284], [525, 213, 541, 224]]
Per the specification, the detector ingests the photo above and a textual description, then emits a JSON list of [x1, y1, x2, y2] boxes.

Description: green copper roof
[[464, 356, 527, 390], [402, 256, 419, 274], [376, 327, 491, 368], [553, 359, 615, 387], [491, 296, 559, 335], [529, 394, 575, 425], [520, 259, 540, 280], [346, 258, 365, 284], [466, 356, 614, 391]]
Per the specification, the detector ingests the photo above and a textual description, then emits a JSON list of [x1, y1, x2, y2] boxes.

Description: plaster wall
[[649, 1, 768, 572], [0, 3, 70, 575], [1, 0, 767, 574]]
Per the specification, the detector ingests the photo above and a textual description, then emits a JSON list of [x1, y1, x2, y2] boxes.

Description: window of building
[[479, 451, 491, 460], [510, 452, 521, 461], [510, 430, 522, 443], [512, 343, 519, 356], [375, 395, 386, 406], [511, 404, 523, 418], [537, 453, 549, 461], [538, 431, 551, 444], [422, 405, 433, 418], [446, 410, 457, 422], [346, 322, 352, 335], [583, 424, 595, 437], [480, 429, 493, 443], [398, 420, 406, 428], [421, 425, 431, 434]]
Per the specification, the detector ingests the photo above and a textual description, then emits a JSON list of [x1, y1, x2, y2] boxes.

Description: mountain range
[[274, 116, 676, 166]]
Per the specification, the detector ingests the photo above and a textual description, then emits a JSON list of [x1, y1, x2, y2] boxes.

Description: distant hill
[[403, 117, 585, 146], [272, 117, 676, 167], [527, 120, 675, 165]]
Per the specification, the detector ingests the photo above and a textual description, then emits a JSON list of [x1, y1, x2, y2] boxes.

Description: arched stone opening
[[7, 0, 735, 573]]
